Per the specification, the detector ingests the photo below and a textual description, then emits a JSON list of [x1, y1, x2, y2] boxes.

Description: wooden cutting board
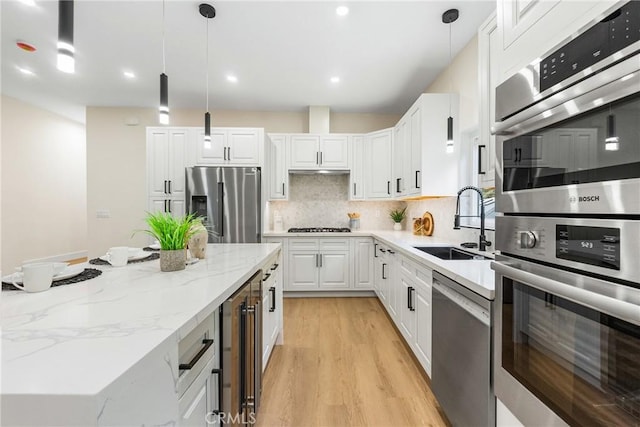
[[422, 211, 434, 236]]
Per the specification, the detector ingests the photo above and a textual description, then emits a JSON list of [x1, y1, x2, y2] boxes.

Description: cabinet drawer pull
[[415, 170, 421, 189], [270, 263, 279, 271], [282, 182, 285, 195], [227, 146, 231, 160], [164, 180, 168, 194], [374, 243, 379, 257], [387, 249, 395, 254], [316, 152, 320, 165], [396, 178, 401, 193], [269, 286, 276, 312], [262, 273, 271, 282], [353, 183, 356, 196], [168, 180, 172, 194], [387, 181, 391, 195], [179, 338, 214, 370], [319, 254, 323, 267], [478, 145, 486, 175], [409, 286, 416, 311], [320, 152, 323, 165], [168, 199, 171, 213], [382, 263, 387, 280]]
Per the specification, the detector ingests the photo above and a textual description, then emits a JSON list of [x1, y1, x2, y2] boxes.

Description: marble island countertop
[[264, 230, 495, 299], [1, 243, 279, 402]]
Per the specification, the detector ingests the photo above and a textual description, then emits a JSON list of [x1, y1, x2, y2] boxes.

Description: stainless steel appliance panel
[[432, 271, 494, 427], [492, 258, 640, 427], [496, 216, 640, 286], [220, 271, 262, 426], [185, 167, 261, 243]]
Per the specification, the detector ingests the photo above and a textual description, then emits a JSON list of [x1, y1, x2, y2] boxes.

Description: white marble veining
[[1, 243, 279, 422]]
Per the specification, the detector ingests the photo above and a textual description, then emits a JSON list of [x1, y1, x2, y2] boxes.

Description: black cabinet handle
[[353, 183, 356, 196], [270, 263, 279, 271], [396, 178, 401, 193], [262, 273, 271, 282], [282, 182, 285, 195], [409, 287, 415, 311], [163, 199, 167, 212], [379, 248, 387, 253], [407, 286, 412, 310], [223, 147, 227, 161], [387, 181, 391, 195], [382, 263, 387, 280], [415, 170, 421, 189], [179, 338, 214, 370], [168, 199, 171, 213], [227, 146, 231, 160], [374, 243, 379, 257], [164, 180, 168, 194], [320, 152, 323, 165], [269, 286, 276, 312], [168, 180, 172, 194], [316, 152, 319, 165], [478, 145, 486, 175], [387, 249, 395, 254]]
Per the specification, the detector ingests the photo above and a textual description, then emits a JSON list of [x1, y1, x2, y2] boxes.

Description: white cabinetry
[[289, 135, 349, 170], [196, 128, 263, 166], [478, 13, 498, 188], [352, 238, 373, 290], [350, 135, 366, 200], [287, 238, 350, 290], [267, 134, 288, 200], [146, 127, 187, 216], [396, 94, 460, 198], [365, 129, 394, 199], [261, 249, 283, 371]]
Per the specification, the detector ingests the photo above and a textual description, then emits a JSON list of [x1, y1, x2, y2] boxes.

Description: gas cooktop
[[287, 227, 352, 233]]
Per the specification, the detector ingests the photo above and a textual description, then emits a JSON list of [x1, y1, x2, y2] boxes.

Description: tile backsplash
[[267, 174, 496, 249], [267, 174, 405, 230]]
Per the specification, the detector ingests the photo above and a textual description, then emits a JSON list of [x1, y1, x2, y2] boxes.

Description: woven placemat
[[89, 252, 159, 266], [2, 268, 102, 291]]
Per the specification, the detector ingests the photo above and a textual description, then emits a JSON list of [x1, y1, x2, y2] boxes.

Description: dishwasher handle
[[433, 281, 491, 326]]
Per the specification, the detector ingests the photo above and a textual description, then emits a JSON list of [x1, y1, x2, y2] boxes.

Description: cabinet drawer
[[177, 312, 216, 397], [319, 239, 349, 251], [288, 239, 319, 251]]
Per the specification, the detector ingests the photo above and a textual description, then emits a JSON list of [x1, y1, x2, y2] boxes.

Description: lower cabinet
[[353, 238, 374, 290], [260, 243, 284, 371], [178, 359, 218, 426], [287, 239, 350, 291]]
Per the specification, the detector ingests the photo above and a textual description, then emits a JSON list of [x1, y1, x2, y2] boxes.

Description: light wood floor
[[257, 297, 449, 427]]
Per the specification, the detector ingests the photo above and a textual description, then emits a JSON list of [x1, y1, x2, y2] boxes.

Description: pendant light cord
[[448, 20, 452, 117], [162, 0, 166, 73], [206, 17, 209, 111]]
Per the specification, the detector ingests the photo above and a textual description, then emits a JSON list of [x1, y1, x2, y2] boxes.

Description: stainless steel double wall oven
[[492, 2, 640, 426]]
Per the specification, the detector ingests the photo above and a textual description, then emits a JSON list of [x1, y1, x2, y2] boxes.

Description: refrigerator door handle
[[218, 182, 224, 237]]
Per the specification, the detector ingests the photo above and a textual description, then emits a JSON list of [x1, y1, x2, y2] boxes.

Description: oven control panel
[[556, 225, 620, 270]]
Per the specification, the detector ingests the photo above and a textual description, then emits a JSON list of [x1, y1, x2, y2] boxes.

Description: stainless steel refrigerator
[[185, 167, 261, 243]]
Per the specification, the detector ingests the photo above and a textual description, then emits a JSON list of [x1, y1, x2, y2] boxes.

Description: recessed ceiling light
[[330, 76, 340, 83], [336, 6, 349, 16], [16, 66, 35, 76], [18, 0, 36, 6], [226, 75, 238, 83], [123, 70, 136, 79]]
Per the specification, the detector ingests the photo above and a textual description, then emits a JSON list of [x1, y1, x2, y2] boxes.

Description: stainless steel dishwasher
[[431, 271, 494, 427]]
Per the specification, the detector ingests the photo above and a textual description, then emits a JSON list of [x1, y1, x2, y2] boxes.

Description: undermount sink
[[413, 246, 487, 260]]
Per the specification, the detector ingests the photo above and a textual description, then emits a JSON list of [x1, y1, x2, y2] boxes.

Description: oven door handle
[[491, 262, 640, 325]]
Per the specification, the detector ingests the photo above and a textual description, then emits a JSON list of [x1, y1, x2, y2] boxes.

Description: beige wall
[[1, 95, 87, 272], [424, 34, 479, 132], [86, 107, 399, 256]]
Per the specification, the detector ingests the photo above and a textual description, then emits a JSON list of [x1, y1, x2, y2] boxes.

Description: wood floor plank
[[257, 297, 448, 427]]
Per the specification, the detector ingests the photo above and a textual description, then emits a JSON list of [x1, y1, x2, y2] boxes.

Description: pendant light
[[57, 0, 74, 73], [605, 106, 619, 151], [442, 8, 459, 154], [159, 0, 169, 125], [200, 3, 216, 143]]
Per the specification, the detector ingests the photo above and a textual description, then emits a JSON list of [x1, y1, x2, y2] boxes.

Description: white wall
[[86, 107, 400, 257], [1, 95, 87, 273]]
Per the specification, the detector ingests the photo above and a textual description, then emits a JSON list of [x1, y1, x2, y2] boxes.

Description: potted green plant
[[389, 207, 407, 231], [140, 212, 199, 272]]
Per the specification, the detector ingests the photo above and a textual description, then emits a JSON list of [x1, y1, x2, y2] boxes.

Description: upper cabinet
[[393, 94, 460, 198], [196, 128, 263, 166], [477, 13, 498, 189], [365, 128, 394, 200], [350, 135, 365, 200], [496, 0, 620, 81], [267, 134, 288, 200], [289, 134, 349, 170]]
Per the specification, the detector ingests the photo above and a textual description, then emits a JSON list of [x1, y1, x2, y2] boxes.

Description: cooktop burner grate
[[287, 227, 351, 233]]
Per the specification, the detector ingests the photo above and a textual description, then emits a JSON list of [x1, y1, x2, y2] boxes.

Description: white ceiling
[[1, 0, 495, 123]]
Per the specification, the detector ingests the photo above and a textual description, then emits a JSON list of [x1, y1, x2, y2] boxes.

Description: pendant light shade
[[442, 9, 458, 154], [159, 73, 169, 125], [57, 0, 74, 73], [605, 113, 619, 151], [200, 3, 216, 142]]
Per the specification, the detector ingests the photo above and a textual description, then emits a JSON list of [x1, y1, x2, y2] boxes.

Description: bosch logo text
[[570, 196, 600, 203]]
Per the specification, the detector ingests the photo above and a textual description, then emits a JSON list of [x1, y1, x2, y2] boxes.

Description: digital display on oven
[[556, 225, 620, 270]]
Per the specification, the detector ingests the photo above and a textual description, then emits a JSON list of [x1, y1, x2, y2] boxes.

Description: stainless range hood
[[289, 169, 350, 175]]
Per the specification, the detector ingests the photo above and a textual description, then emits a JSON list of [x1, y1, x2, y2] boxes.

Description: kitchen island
[[1, 243, 280, 426]]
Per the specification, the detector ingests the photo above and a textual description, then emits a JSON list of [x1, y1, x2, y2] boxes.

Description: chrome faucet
[[454, 186, 492, 252]]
